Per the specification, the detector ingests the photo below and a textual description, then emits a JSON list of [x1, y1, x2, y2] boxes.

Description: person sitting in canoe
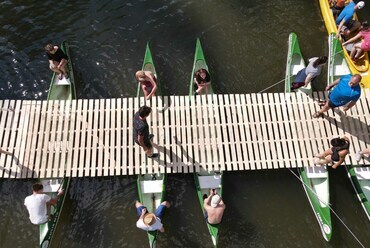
[[314, 136, 350, 169], [135, 200, 170, 232], [336, 1, 365, 38], [194, 68, 211, 95], [24, 183, 63, 225], [203, 189, 225, 225], [343, 21, 370, 61], [329, 0, 345, 19], [44, 43, 69, 80], [291, 56, 328, 90], [135, 70, 157, 100]]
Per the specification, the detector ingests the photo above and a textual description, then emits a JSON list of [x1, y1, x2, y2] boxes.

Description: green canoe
[[47, 41, 76, 101], [189, 38, 213, 96], [137, 42, 160, 98], [39, 178, 70, 248], [285, 32, 332, 241], [328, 32, 370, 220], [137, 173, 166, 248], [189, 38, 222, 247]]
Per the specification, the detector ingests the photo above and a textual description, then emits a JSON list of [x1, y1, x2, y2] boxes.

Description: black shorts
[[328, 99, 338, 108]]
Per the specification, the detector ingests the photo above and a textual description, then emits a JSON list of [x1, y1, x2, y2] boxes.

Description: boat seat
[[334, 65, 350, 76], [305, 166, 328, 179], [140, 180, 163, 194], [54, 77, 71, 86], [198, 175, 221, 189], [354, 167, 370, 180], [292, 65, 305, 75]]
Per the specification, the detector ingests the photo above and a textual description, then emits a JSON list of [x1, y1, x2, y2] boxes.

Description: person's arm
[[332, 152, 348, 169], [325, 78, 340, 91], [57, 58, 68, 69], [139, 207, 146, 219], [49, 190, 64, 206], [145, 73, 157, 100], [343, 100, 357, 111], [159, 226, 165, 232], [304, 74, 314, 87], [336, 19, 346, 37], [343, 33, 362, 45]]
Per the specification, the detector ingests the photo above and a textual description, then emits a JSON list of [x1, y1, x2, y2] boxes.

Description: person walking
[[133, 105, 158, 158], [313, 74, 362, 118]]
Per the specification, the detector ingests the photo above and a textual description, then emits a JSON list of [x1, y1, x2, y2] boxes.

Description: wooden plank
[[201, 95, 213, 172], [98, 99, 105, 176], [109, 98, 116, 176], [213, 95, 225, 171], [239, 94, 254, 170], [39, 101, 53, 178], [218, 95, 232, 170], [52, 100, 65, 178], [174, 95, 182, 173], [190, 96, 201, 172], [207, 94, 219, 171], [251, 93, 265, 169], [66, 100, 77, 177], [257, 93, 272, 169], [121, 98, 128, 175], [127, 97, 135, 175], [116, 98, 122, 176], [179, 96, 190, 173], [104, 99, 110, 176], [267, 94, 284, 168], [83, 99, 93, 176], [229, 94, 244, 170], [90, 99, 99, 177], [0, 100, 10, 177], [59, 100, 71, 177], [78, 99, 88, 177], [161, 96, 170, 174], [244, 94, 257, 170], [3, 100, 18, 177], [151, 96, 160, 174], [72, 100, 83, 177]]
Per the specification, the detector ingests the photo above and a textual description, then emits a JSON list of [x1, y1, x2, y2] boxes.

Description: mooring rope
[[258, 76, 291, 94], [288, 168, 365, 248]]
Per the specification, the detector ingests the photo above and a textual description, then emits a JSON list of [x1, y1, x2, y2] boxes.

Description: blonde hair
[[135, 70, 146, 81]]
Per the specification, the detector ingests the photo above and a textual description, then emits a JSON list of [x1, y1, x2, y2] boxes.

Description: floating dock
[[1, 91, 370, 179]]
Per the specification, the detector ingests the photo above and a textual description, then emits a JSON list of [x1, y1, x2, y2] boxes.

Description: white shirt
[[136, 217, 163, 231], [305, 57, 324, 78], [24, 194, 51, 225]]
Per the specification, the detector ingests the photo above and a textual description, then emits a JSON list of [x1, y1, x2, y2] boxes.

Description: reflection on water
[[1, 0, 370, 247]]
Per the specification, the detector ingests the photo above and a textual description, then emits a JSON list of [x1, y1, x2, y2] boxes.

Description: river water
[[0, 0, 370, 247]]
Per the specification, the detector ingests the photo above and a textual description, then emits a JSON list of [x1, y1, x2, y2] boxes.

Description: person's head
[[44, 44, 55, 53], [361, 21, 369, 31], [330, 137, 349, 148], [313, 56, 328, 67], [135, 70, 146, 82], [355, 1, 365, 10], [211, 194, 221, 208], [138, 105, 152, 118], [196, 69, 208, 80], [143, 213, 156, 226], [349, 74, 362, 87], [32, 183, 44, 193]]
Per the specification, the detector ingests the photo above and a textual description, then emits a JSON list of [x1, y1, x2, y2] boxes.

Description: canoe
[[189, 38, 222, 247], [189, 38, 214, 96], [318, 0, 370, 87], [329, 33, 370, 220], [137, 43, 160, 98], [39, 178, 70, 248], [137, 173, 166, 248], [285, 32, 332, 241], [47, 41, 76, 101], [285, 32, 311, 94], [194, 171, 223, 247]]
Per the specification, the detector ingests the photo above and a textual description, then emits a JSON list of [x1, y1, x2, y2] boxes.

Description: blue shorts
[[136, 204, 166, 219]]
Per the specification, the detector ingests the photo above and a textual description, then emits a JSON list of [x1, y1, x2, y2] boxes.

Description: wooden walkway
[[1, 91, 370, 179]]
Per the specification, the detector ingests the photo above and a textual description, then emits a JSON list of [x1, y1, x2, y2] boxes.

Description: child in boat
[[343, 21, 370, 61], [314, 136, 350, 169], [135, 70, 157, 100], [194, 68, 211, 95], [24, 183, 63, 225], [291, 56, 328, 90], [44, 43, 69, 80]]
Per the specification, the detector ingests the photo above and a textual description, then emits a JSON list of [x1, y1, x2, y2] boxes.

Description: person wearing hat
[[135, 200, 170, 232], [336, 1, 365, 38], [203, 189, 226, 225]]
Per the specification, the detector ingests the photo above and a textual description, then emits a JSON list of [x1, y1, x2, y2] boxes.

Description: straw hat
[[144, 213, 156, 226]]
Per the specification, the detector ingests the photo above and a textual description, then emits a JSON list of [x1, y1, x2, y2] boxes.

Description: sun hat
[[357, 1, 365, 9], [143, 213, 156, 226], [211, 195, 221, 208]]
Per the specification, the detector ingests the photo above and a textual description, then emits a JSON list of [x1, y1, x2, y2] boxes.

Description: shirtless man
[[203, 189, 226, 224]]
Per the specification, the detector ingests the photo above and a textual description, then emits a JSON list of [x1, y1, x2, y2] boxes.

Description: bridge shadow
[[0, 152, 38, 179]]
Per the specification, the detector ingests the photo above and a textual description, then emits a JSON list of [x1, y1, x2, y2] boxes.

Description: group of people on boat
[[331, 0, 370, 61]]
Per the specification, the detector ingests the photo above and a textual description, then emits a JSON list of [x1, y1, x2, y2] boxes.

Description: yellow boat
[[318, 0, 370, 87]]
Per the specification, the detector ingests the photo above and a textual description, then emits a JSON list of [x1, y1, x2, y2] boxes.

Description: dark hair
[[195, 68, 211, 83], [138, 106, 152, 118], [32, 183, 43, 192], [313, 56, 328, 68], [330, 137, 347, 148], [361, 21, 369, 30], [44, 44, 54, 52]]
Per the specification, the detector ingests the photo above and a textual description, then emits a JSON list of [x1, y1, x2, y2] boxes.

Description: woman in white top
[[291, 56, 328, 90]]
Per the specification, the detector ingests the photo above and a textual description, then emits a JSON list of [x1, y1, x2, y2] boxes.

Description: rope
[[288, 168, 365, 248], [257, 76, 292, 94]]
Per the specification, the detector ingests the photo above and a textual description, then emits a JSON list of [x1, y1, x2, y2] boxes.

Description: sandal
[[312, 112, 323, 118], [58, 74, 63, 80]]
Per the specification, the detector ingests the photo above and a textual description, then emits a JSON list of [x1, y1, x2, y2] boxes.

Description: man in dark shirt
[[133, 106, 158, 158], [44, 43, 69, 80]]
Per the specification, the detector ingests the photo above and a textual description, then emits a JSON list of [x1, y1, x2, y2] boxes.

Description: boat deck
[[1, 91, 370, 179]]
